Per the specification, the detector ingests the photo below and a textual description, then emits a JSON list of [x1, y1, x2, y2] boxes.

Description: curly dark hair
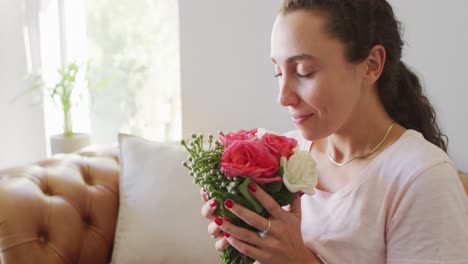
[[279, 0, 448, 152]]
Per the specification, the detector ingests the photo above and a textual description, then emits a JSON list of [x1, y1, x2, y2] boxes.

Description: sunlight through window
[[37, 0, 181, 150]]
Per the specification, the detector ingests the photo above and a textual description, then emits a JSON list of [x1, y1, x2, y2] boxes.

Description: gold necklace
[[328, 122, 395, 167]]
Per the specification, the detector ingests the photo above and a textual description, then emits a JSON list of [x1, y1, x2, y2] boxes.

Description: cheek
[[328, 76, 362, 127], [307, 74, 358, 123], [300, 78, 333, 114]]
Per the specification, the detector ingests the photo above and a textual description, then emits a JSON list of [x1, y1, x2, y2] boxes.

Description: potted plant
[[48, 62, 91, 154]]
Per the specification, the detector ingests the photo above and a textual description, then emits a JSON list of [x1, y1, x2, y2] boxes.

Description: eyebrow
[[271, 54, 317, 64]]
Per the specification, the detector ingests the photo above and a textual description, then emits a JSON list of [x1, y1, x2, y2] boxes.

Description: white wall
[[0, 0, 46, 168], [1, 1, 466, 171], [389, 0, 468, 171], [179, 0, 292, 138], [179, 1, 467, 171]]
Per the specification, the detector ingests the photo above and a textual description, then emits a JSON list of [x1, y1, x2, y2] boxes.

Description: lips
[[291, 113, 314, 124]]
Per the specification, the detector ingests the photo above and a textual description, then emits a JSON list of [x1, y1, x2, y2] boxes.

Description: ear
[[363, 45, 386, 87]]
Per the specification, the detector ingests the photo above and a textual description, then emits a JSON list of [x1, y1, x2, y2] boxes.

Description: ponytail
[[379, 61, 448, 152]]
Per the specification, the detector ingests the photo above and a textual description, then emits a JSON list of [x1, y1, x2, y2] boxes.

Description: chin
[[299, 128, 320, 141], [298, 128, 325, 142]]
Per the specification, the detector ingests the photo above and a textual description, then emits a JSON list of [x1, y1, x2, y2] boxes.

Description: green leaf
[[265, 180, 283, 194], [277, 166, 284, 177], [274, 183, 294, 207], [237, 178, 263, 214]]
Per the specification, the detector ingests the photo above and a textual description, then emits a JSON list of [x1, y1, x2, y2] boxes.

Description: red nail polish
[[202, 188, 207, 193], [223, 216, 231, 222], [224, 199, 233, 209], [209, 199, 218, 208], [248, 183, 257, 192], [215, 217, 223, 226], [224, 232, 230, 238]]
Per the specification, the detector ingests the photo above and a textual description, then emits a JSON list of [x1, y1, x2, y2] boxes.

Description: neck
[[327, 90, 395, 164]]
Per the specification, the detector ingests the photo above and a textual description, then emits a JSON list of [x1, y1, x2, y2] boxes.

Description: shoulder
[[383, 130, 466, 221], [386, 158, 468, 261], [371, 129, 462, 208], [385, 132, 467, 241], [396, 129, 449, 162], [382, 129, 455, 179]]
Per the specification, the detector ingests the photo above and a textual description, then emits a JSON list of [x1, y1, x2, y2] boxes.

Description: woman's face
[[271, 10, 366, 141]]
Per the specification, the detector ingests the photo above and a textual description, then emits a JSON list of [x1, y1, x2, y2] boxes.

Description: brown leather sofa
[[0, 148, 467, 264], [0, 148, 119, 264], [462, 171, 468, 195]]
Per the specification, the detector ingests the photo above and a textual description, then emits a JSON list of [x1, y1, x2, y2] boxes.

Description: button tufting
[[38, 230, 48, 243], [80, 165, 94, 186], [0, 150, 121, 263], [42, 187, 51, 196], [83, 215, 91, 226], [82, 174, 93, 186]]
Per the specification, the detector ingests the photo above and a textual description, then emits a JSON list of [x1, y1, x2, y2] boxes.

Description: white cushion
[[111, 134, 219, 263]]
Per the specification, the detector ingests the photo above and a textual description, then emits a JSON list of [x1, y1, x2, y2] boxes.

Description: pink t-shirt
[[286, 129, 468, 264]]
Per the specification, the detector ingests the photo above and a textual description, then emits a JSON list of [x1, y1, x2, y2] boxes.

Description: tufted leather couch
[[0, 147, 467, 264], [461, 171, 468, 195], [0, 147, 119, 264]]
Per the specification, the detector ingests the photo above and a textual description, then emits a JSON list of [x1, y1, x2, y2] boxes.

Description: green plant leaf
[[274, 182, 294, 207], [237, 178, 263, 214], [277, 166, 284, 177], [265, 179, 283, 194]]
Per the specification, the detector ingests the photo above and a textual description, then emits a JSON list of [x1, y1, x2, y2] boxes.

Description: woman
[[201, 0, 468, 263]]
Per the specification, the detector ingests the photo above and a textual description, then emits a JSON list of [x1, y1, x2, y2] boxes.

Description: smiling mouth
[[291, 114, 314, 123]]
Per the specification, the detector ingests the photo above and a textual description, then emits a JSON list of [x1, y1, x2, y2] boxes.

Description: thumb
[[289, 192, 303, 218]]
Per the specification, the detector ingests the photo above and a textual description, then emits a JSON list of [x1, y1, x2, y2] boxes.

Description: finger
[[247, 183, 283, 218], [201, 198, 218, 220], [289, 194, 302, 218], [203, 192, 210, 202], [200, 188, 209, 202], [215, 237, 230, 252], [208, 221, 224, 238], [224, 233, 266, 261], [214, 216, 263, 246], [223, 199, 270, 233]]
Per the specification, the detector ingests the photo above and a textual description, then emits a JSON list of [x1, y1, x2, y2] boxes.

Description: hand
[[200, 188, 230, 251], [213, 183, 319, 264]]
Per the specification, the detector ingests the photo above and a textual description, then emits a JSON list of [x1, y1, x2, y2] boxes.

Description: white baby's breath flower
[[255, 128, 279, 138], [281, 151, 318, 195]]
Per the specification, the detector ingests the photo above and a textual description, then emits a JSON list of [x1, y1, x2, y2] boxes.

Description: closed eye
[[274, 73, 282, 78], [296, 72, 314, 78]]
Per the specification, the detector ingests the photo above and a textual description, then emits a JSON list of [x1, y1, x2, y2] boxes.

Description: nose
[[277, 75, 299, 107]]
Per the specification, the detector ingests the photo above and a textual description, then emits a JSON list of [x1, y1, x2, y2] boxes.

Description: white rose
[[281, 151, 318, 195], [292, 146, 301, 154]]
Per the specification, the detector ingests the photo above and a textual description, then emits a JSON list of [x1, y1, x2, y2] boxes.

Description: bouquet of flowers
[[181, 128, 318, 264]]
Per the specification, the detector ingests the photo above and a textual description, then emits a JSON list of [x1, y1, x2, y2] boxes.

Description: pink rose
[[220, 139, 281, 184], [220, 128, 258, 148], [261, 133, 298, 160]]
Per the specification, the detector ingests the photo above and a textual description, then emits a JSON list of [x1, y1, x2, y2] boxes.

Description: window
[[35, 0, 181, 151]]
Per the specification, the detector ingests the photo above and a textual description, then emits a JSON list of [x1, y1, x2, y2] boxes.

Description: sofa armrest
[[0, 149, 119, 264], [460, 171, 468, 195]]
